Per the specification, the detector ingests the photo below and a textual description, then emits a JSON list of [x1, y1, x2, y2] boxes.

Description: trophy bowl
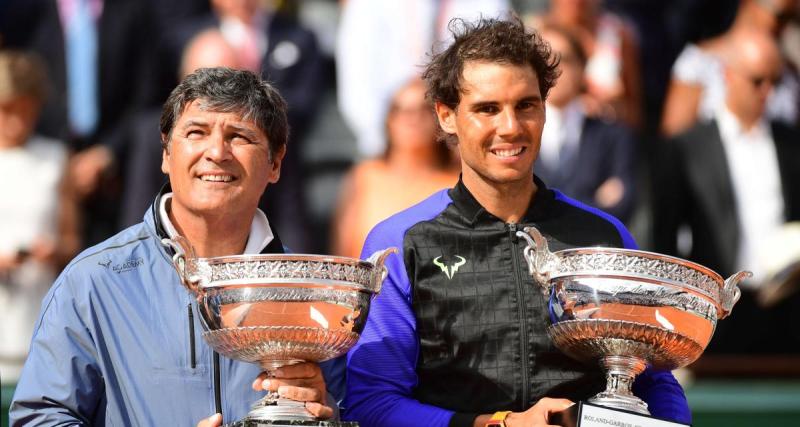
[[163, 236, 396, 425], [517, 227, 750, 415]]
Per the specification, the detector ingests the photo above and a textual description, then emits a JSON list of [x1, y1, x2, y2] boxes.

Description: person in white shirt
[[0, 50, 79, 384], [660, 0, 799, 137], [653, 29, 800, 354]]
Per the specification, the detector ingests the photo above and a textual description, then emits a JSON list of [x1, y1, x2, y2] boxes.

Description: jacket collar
[[448, 174, 556, 226], [151, 182, 285, 255]]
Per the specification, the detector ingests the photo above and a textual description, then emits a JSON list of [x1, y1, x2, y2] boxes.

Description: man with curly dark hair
[[344, 17, 690, 427]]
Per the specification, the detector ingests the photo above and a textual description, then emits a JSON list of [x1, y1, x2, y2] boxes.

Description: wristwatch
[[484, 411, 512, 427]]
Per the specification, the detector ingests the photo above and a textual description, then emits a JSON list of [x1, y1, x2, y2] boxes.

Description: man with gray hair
[[10, 67, 337, 426]]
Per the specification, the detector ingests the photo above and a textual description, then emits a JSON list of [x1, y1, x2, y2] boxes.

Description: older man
[[10, 68, 335, 426]]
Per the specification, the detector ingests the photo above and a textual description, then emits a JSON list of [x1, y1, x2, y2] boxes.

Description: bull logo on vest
[[433, 255, 467, 280]]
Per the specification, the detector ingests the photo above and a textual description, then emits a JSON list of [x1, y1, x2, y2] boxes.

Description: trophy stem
[[588, 355, 650, 415], [246, 364, 317, 422]]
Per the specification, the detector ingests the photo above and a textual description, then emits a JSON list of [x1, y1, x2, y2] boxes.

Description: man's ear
[[160, 133, 170, 175], [435, 101, 458, 136], [267, 144, 287, 184]]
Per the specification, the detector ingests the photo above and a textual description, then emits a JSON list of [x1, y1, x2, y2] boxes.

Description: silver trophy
[[517, 227, 750, 416], [163, 236, 396, 426]]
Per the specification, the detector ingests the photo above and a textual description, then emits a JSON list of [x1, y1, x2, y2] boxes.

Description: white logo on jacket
[[433, 255, 467, 280]]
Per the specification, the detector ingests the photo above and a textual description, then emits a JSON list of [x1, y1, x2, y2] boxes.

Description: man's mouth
[[199, 174, 234, 182], [491, 147, 526, 158]]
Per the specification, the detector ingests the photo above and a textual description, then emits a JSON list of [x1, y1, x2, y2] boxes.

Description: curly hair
[[422, 16, 560, 110]]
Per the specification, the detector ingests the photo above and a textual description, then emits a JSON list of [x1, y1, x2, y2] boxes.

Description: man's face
[[542, 30, 584, 108], [387, 80, 437, 149], [0, 95, 40, 148], [726, 48, 782, 122], [435, 61, 544, 188], [161, 99, 282, 219]]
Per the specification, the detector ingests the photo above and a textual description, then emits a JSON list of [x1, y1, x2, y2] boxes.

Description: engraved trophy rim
[[190, 253, 384, 290], [200, 253, 376, 268], [550, 246, 724, 283]]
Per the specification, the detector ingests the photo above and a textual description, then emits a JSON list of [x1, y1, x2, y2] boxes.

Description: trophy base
[[588, 390, 650, 415], [222, 396, 358, 427], [550, 402, 690, 427], [225, 420, 357, 426]]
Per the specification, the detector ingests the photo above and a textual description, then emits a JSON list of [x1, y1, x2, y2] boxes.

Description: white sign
[[579, 403, 689, 427]]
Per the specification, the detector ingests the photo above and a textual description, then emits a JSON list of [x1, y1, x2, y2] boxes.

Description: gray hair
[[160, 67, 289, 157]]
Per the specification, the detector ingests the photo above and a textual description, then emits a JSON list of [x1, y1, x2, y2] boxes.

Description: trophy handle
[[719, 270, 750, 319], [517, 226, 558, 295], [161, 235, 203, 295], [366, 247, 399, 294]]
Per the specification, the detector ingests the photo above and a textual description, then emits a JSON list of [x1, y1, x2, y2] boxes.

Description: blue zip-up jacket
[[344, 177, 691, 427], [10, 199, 343, 426]]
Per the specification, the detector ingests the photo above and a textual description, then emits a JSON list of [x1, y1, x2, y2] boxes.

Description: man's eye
[[186, 130, 204, 139], [518, 100, 542, 111], [231, 134, 252, 144], [477, 105, 498, 114]]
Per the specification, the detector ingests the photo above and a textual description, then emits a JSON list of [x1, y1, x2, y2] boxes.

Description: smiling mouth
[[199, 174, 235, 182], [491, 147, 526, 157]]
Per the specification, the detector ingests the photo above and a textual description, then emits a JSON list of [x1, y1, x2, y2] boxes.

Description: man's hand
[[69, 145, 113, 199], [595, 177, 624, 209], [196, 413, 222, 427], [504, 397, 574, 427], [252, 362, 334, 419]]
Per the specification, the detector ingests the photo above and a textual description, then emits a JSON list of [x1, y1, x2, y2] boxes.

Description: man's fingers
[[277, 385, 323, 403], [259, 378, 317, 392], [305, 401, 334, 420], [196, 413, 222, 427], [272, 362, 321, 379], [538, 397, 573, 409], [252, 372, 270, 390], [548, 399, 574, 411]]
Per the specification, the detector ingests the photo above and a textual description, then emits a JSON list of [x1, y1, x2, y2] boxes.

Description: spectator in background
[[331, 78, 459, 259], [535, 24, 637, 223], [653, 29, 800, 354], [336, 0, 511, 158], [661, 0, 799, 137], [17, 0, 160, 247], [0, 50, 79, 383], [526, 0, 644, 129], [165, 0, 326, 252]]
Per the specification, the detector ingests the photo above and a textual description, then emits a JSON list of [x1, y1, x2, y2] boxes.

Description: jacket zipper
[[188, 303, 196, 369], [508, 223, 530, 406]]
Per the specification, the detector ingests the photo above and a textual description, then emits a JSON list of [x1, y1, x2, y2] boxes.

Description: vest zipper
[[188, 303, 196, 369], [214, 351, 223, 417], [508, 223, 530, 406]]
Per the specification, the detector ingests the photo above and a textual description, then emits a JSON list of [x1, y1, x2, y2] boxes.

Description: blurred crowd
[[2, 0, 800, 383]]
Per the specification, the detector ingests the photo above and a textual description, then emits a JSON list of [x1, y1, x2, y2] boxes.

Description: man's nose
[[205, 134, 233, 162], [497, 108, 522, 137]]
